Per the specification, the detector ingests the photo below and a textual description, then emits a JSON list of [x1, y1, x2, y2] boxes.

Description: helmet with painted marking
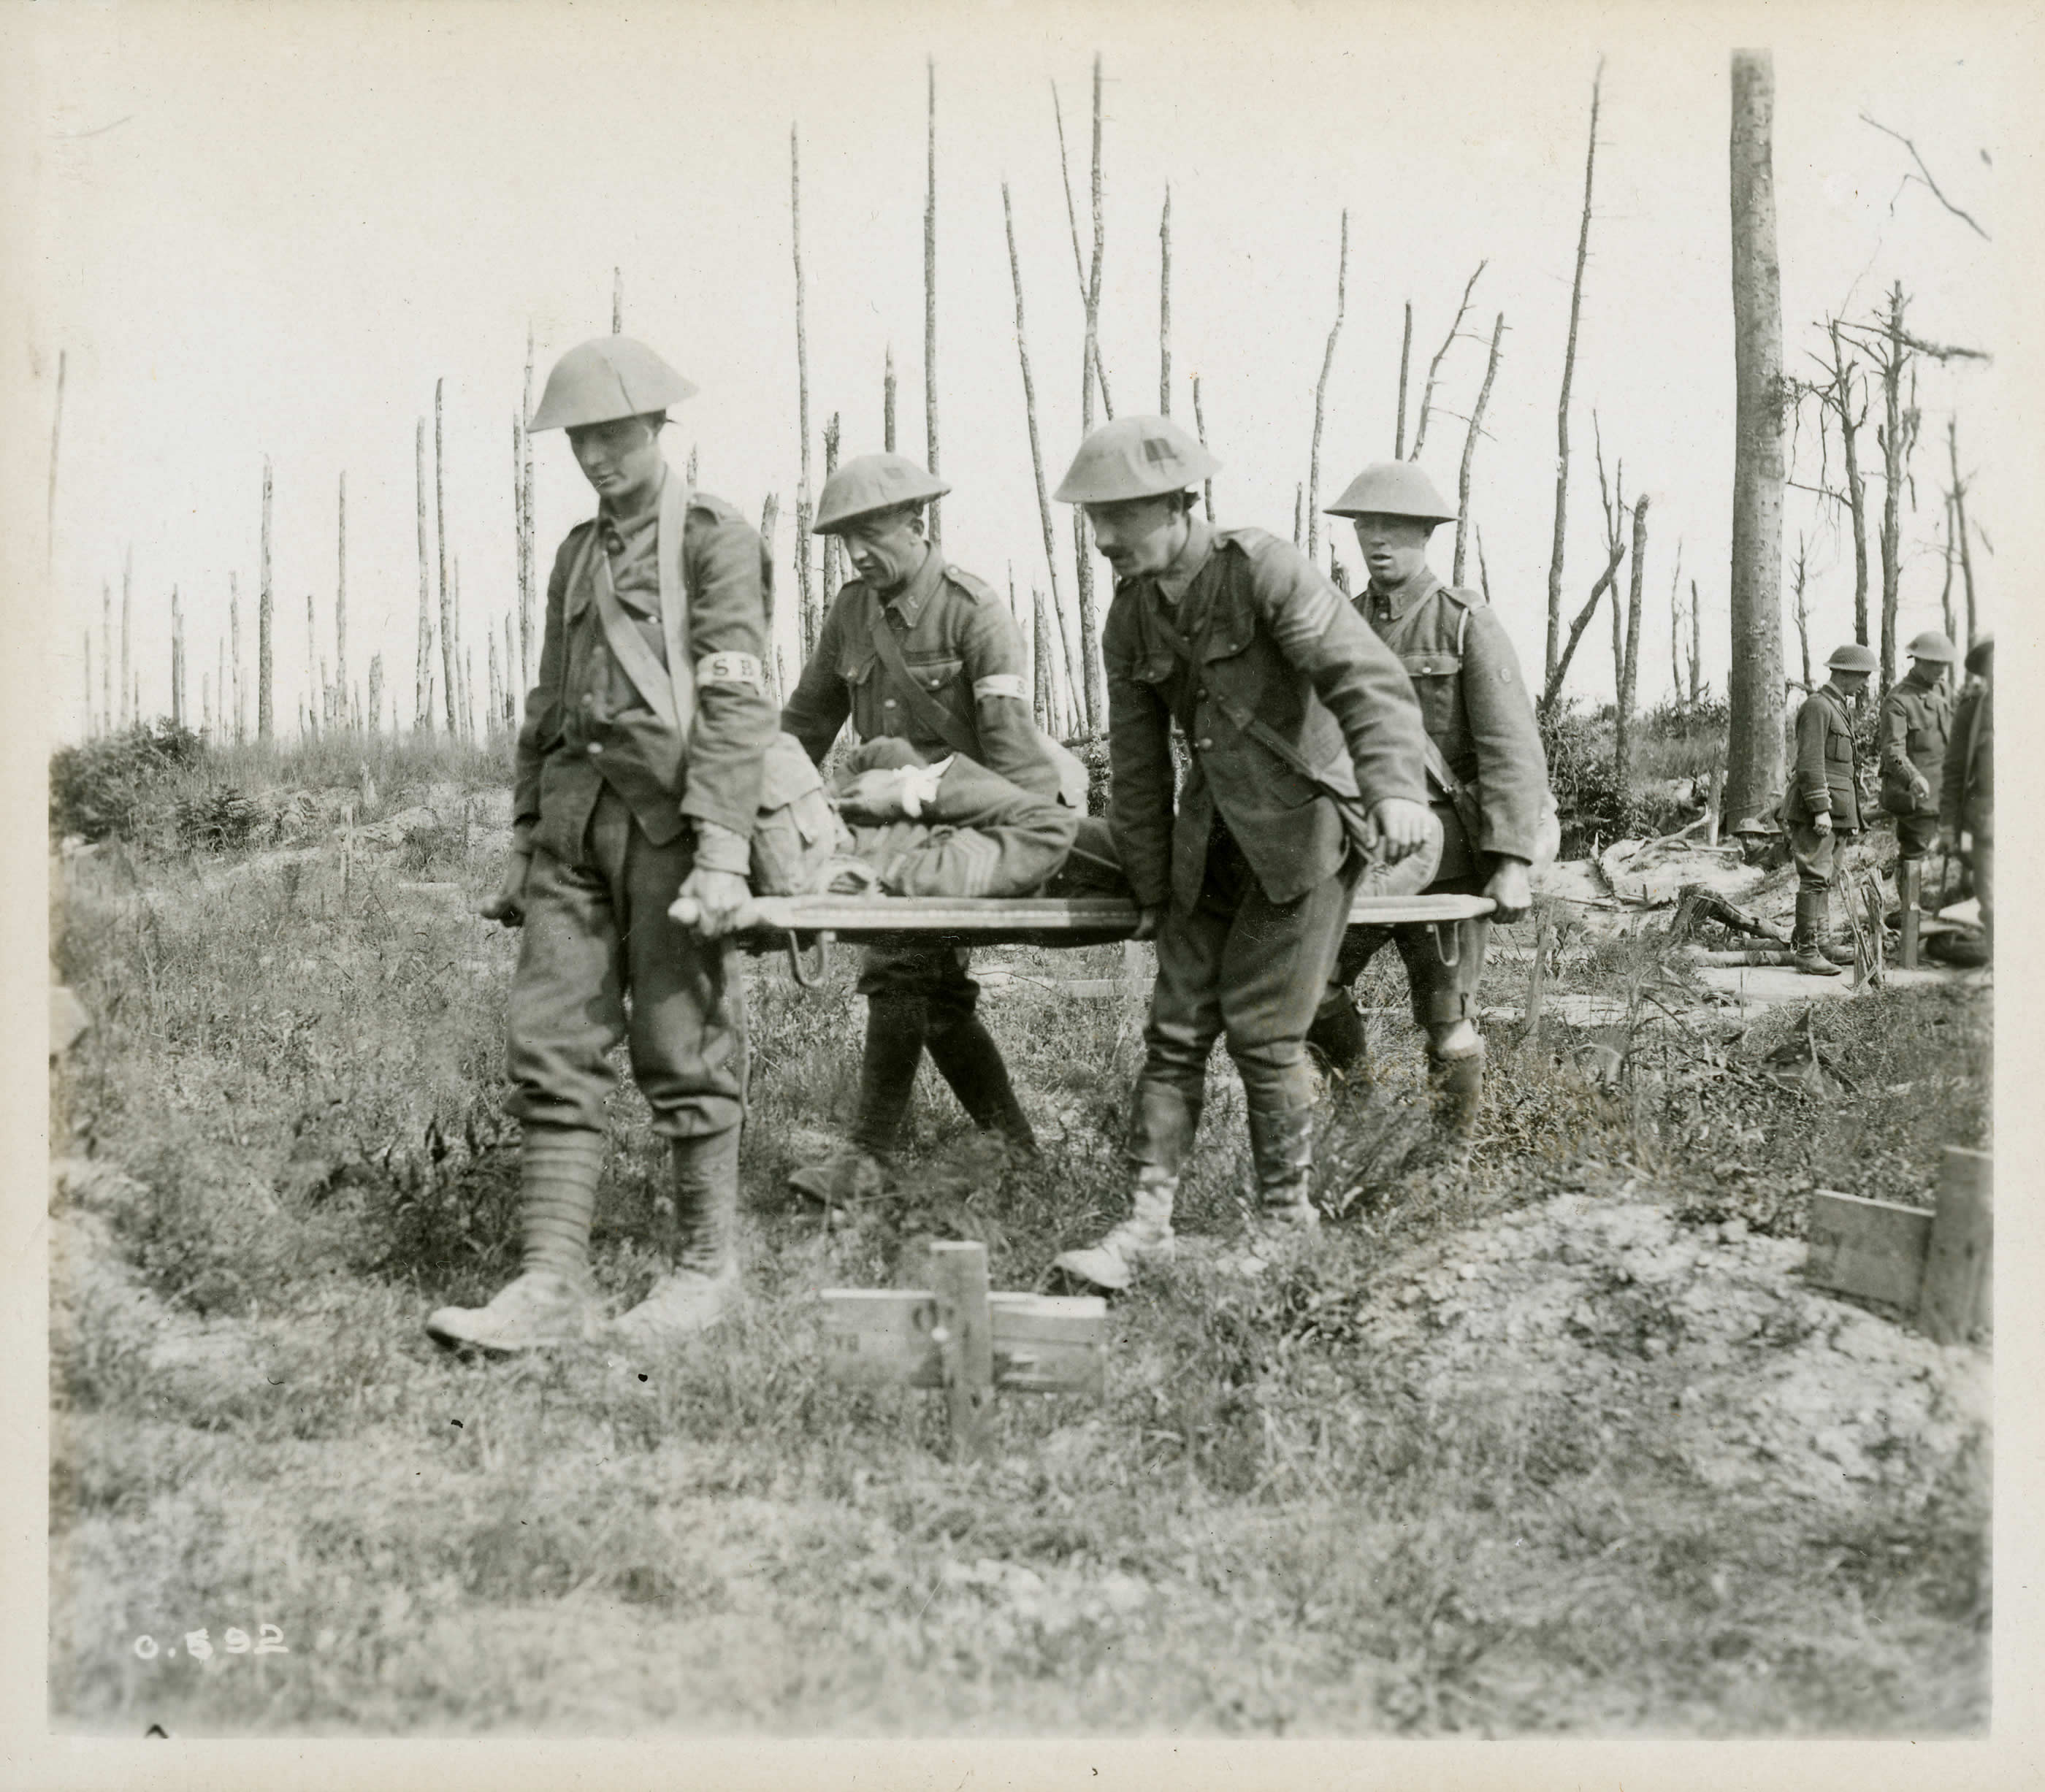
[[528, 337, 699, 432], [1324, 461, 1460, 523], [1826, 642, 1878, 673], [812, 453, 952, 533], [1053, 415, 1218, 504], [1905, 629, 1957, 663]]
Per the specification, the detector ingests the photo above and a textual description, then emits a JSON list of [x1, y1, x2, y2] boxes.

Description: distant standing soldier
[[1307, 464, 1550, 1141], [1047, 417, 1433, 1293], [779, 453, 1085, 1203], [1878, 630, 1956, 907], [1940, 633, 1993, 955], [427, 337, 776, 1354], [1780, 641, 1877, 976]]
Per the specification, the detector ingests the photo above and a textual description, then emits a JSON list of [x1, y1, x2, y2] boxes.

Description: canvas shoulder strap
[[866, 591, 981, 760]]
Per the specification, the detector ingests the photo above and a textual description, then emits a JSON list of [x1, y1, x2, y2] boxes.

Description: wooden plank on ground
[[1805, 1190, 1933, 1307], [1917, 1146, 1991, 1345], [819, 1288, 1107, 1396]]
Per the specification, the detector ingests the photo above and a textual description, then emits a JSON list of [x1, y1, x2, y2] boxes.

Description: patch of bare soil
[[1363, 1194, 1987, 1509]]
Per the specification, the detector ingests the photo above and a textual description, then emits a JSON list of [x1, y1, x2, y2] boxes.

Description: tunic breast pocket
[[904, 654, 965, 702]]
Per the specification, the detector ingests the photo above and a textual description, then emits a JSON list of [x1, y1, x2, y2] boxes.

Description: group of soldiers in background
[[1783, 629, 1995, 977], [424, 331, 1984, 1358]]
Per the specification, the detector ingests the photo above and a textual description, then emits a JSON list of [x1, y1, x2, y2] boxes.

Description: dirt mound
[[1362, 1195, 1986, 1509]]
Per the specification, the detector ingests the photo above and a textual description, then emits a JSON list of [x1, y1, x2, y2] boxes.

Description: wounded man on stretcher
[[668, 734, 1443, 937]]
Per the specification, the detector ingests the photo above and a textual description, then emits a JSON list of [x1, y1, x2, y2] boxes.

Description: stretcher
[[732, 891, 1497, 988]]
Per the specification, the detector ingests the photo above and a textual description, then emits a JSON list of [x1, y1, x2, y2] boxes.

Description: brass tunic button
[[587, 741, 604, 757], [884, 698, 898, 709], [1196, 737, 1213, 751]]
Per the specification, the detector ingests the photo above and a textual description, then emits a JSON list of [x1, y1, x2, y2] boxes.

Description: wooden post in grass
[[1807, 1148, 1989, 1344], [930, 1242, 995, 1461], [822, 1244, 1106, 1458], [1899, 859, 1922, 968]]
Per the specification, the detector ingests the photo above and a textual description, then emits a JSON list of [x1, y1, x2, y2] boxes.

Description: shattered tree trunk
[[1949, 415, 1978, 643], [1827, 321, 1872, 646], [437, 380, 459, 736], [1002, 180, 1071, 716], [791, 127, 817, 657], [335, 472, 348, 730], [1613, 495, 1648, 808], [1410, 261, 1486, 462], [1876, 283, 1911, 695], [1193, 375, 1214, 521], [1725, 49, 1786, 825], [821, 413, 841, 613], [1464, 317, 1513, 581], [1545, 60, 1602, 690], [415, 418, 433, 732], [925, 57, 942, 548], [1305, 210, 1348, 566], [1069, 53, 1110, 735], [259, 462, 275, 740], [121, 546, 133, 730], [1792, 536, 1813, 689], [883, 347, 897, 453], [1158, 185, 1171, 414], [1394, 302, 1413, 459], [367, 653, 383, 737]]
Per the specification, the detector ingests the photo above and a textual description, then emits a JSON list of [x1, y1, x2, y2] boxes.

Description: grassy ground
[[47, 743, 1990, 1737]]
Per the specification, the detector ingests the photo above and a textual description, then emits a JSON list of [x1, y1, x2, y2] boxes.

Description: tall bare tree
[[1394, 302, 1413, 459], [1545, 58, 1604, 691], [435, 379, 459, 735], [1807, 321, 1870, 645], [1453, 312, 1506, 583], [1158, 185, 1172, 414], [1613, 494, 1649, 804], [1003, 180, 1071, 715], [1948, 414, 1979, 642], [790, 126, 817, 655], [924, 56, 942, 548], [1726, 49, 1787, 824], [335, 471, 348, 726], [259, 462, 275, 740], [367, 653, 384, 737], [821, 413, 842, 613], [611, 267, 622, 333], [1409, 261, 1486, 462], [1305, 210, 1349, 567], [170, 586, 185, 727], [99, 581, 111, 734], [1192, 374, 1214, 521], [883, 347, 897, 453], [121, 546, 133, 730], [520, 323, 537, 692], [1066, 53, 1111, 733], [414, 418, 433, 732], [1935, 498, 1957, 646], [1052, 79, 1113, 418]]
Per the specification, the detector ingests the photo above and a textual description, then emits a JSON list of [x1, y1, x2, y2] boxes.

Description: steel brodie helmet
[[1826, 643, 1879, 673], [812, 453, 952, 533], [528, 337, 699, 432], [1323, 462, 1460, 523], [1904, 630, 1958, 663], [1053, 415, 1219, 504]]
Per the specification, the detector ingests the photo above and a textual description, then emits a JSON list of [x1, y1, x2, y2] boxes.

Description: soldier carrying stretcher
[[1045, 416, 1434, 1293], [779, 454, 1089, 1206], [1307, 462, 1551, 1145]]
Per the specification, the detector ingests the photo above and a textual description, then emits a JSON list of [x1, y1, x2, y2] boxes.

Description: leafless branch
[[1409, 260, 1486, 460], [1859, 113, 1989, 240]]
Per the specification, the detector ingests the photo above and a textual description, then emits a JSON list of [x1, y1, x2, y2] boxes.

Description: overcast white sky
[[7, 0, 2034, 743]]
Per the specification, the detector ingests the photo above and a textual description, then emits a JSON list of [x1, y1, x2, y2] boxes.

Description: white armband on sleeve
[[696, 651, 765, 690], [973, 673, 1028, 703]]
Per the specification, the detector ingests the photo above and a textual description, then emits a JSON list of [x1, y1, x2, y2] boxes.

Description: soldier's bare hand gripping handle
[[668, 870, 758, 938], [1486, 857, 1532, 924], [1370, 797, 1434, 863], [480, 843, 535, 927]]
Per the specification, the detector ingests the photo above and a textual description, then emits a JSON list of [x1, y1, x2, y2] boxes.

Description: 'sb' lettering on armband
[[972, 673, 1028, 703], [695, 651, 764, 691]]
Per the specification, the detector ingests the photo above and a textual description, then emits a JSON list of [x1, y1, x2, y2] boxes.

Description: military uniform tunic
[[780, 544, 1070, 1015], [1878, 667, 1952, 859], [1941, 673, 1993, 938], [1104, 516, 1428, 1122], [1781, 681, 1862, 892], [509, 471, 777, 1141], [1318, 570, 1550, 1033]]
